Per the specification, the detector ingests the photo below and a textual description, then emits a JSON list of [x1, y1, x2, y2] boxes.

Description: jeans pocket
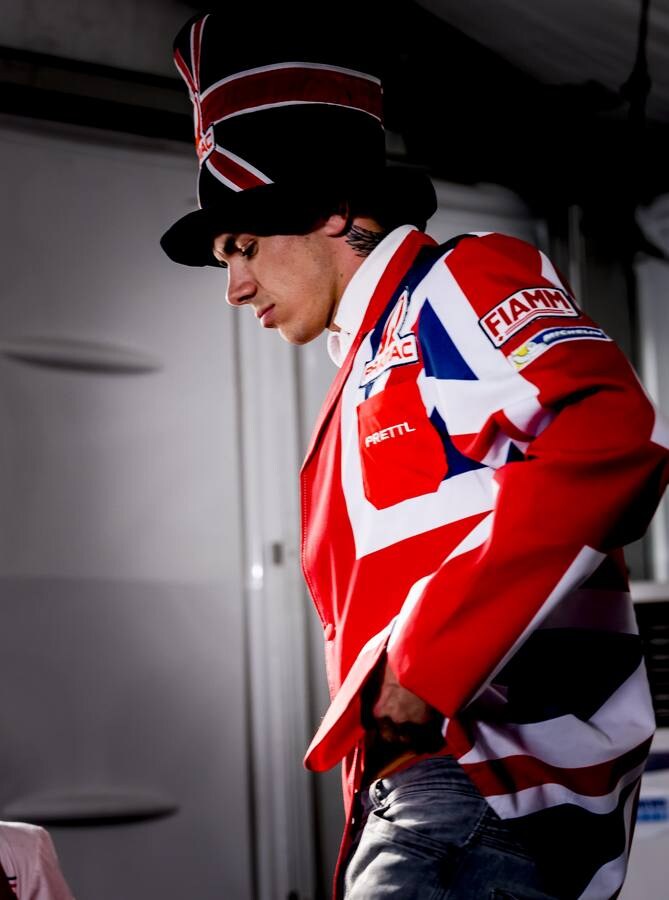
[[365, 760, 489, 851]]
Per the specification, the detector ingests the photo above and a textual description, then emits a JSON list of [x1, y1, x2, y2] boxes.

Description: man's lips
[[256, 304, 275, 326]]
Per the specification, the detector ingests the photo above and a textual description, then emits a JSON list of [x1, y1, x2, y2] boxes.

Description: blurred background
[[0, 1, 668, 897]]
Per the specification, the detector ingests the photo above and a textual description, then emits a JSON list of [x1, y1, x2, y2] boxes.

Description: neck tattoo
[[345, 225, 386, 257]]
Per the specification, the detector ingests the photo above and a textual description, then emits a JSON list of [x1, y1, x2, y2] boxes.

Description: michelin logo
[[509, 326, 611, 370]]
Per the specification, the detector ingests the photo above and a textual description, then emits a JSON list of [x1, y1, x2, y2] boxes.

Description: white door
[[0, 116, 254, 900]]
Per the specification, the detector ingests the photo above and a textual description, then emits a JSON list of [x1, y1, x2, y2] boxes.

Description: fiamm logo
[[479, 287, 579, 347]]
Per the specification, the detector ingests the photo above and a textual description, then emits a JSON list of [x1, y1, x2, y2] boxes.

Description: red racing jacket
[[300, 226, 669, 899]]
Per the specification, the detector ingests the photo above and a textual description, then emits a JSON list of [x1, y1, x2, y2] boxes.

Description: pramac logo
[[360, 291, 419, 387], [196, 125, 215, 164]]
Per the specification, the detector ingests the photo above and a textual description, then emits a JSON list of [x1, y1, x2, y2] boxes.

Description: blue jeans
[[342, 756, 559, 899]]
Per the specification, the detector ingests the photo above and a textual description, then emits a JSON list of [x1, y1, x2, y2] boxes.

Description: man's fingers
[[374, 717, 400, 743], [374, 717, 413, 745]]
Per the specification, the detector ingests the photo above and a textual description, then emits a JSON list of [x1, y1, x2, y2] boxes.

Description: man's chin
[[278, 324, 323, 346]]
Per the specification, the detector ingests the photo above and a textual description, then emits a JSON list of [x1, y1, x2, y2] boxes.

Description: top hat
[[160, 4, 437, 266]]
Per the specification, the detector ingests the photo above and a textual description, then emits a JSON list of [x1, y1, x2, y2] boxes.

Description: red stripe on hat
[[206, 147, 270, 191], [174, 48, 197, 95], [191, 15, 207, 93], [175, 48, 203, 154], [200, 65, 382, 132]]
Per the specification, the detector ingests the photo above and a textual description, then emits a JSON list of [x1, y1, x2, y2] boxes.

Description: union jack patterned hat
[[160, 6, 436, 266]]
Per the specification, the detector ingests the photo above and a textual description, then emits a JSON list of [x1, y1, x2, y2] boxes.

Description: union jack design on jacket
[[300, 227, 669, 899]]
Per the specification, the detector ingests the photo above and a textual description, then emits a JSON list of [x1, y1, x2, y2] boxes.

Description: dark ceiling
[[363, 2, 666, 219]]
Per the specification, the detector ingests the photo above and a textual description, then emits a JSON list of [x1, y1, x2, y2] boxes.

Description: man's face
[[212, 227, 342, 345]]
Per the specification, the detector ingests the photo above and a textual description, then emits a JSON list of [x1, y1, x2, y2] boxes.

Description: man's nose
[[225, 268, 257, 307]]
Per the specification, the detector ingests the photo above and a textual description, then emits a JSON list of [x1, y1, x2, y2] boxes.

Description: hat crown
[[173, 11, 387, 207], [160, 4, 437, 267]]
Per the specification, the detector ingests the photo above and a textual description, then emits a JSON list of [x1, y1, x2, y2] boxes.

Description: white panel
[[0, 117, 253, 900], [0, 117, 237, 584], [0, 579, 254, 900]]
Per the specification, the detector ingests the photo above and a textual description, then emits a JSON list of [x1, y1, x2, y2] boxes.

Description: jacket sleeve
[[386, 232, 669, 716]]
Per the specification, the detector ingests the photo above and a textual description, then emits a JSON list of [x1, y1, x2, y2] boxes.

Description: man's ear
[[322, 202, 352, 237], [322, 214, 349, 236]]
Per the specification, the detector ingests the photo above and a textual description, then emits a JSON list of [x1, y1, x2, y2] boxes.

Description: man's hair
[[264, 167, 436, 237], [228, 169, 436, 251], [322, 173, 435, 233]]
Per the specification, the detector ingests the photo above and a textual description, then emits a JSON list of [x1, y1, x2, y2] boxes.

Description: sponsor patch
[[364, 421, 416, 447], [509, 326, 611, 370], [197, 125, 215, 163], [360, 290, 418, 387], [357, 380, 447, 509], [479, 286, 579, 347]]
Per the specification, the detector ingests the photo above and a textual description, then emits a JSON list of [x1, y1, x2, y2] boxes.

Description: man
[[160, 7, 669, 898]]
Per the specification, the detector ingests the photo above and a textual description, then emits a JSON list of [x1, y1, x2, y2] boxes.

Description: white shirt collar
[[326, 225, 418, 367]]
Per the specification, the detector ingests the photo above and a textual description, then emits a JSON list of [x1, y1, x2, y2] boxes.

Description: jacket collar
[[327, 226, 419, 367], [302, 227, 437, 471]]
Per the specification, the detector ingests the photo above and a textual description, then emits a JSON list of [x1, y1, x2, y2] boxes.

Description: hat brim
[[160, 167, 437, 267], [160, 181, 334, 267]]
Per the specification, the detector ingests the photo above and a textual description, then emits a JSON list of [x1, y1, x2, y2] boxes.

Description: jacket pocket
[[357, 379, 448, 509]]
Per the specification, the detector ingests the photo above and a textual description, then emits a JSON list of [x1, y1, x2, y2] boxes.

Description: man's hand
[[364, 656, 444, 750], [371, 658, 433, 724]]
